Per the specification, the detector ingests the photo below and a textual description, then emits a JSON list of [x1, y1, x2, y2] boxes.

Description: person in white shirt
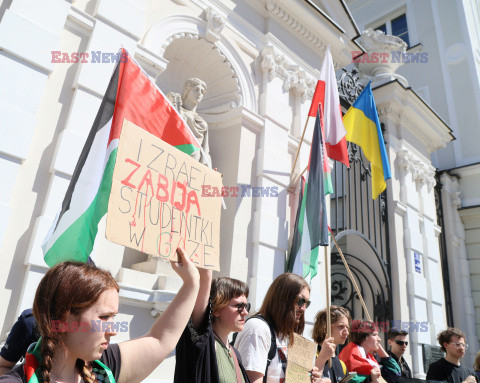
[[234, 273, 323, 383]]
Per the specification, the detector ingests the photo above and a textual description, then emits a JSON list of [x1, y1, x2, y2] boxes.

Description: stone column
[[440, 172, 479, 365], [394, 148, 447, 377]]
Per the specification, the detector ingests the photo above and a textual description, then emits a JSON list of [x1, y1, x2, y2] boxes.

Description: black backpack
[[231, 315, 277, 382]]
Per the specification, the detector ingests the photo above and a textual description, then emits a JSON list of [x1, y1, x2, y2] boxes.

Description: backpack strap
[[250, 315, 277, 383], [231, 314, 277, 382], [231, 346, 243, 383]]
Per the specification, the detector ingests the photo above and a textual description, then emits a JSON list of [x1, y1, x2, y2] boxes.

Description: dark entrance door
[[330, 68, 392, 331]]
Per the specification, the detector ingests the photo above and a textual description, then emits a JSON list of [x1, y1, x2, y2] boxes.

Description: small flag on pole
[[42, 49, 201, 266], [343, 82, 391, 199]]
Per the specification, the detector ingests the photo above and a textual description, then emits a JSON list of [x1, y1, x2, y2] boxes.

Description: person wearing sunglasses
[[387, 329, 411, 378], [234, 273, 323, 383], [339, 320, 401, 383], [427, 328, 477, 383], [174, 267, 250, 383]]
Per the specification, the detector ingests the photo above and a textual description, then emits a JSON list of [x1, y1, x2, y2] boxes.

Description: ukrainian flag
[[343, 82, 391, 199]]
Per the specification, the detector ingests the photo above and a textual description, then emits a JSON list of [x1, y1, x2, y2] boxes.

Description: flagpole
[[299, 163, 308, 180], [324, 245, 332, 367], [291, 116, 311, 173], [328, 228, 372, 321]]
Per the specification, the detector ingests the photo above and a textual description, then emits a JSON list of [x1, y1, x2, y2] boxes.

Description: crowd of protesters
[[0, 248, 478, 383]]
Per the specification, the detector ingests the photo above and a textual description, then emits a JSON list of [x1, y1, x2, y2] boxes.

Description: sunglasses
[[231, 303, 251, 313], [296, 298, 311, 308], [394, 340, 408, 346]]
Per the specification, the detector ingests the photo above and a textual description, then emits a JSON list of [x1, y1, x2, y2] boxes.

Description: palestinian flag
[[42, 49, 200, 267], [286, 176, 305, 274], [288, 107, 329, 281]]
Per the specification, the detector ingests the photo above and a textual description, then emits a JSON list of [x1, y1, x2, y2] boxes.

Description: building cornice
[[448, 162, 480, 178], [245, 0, 360, 68], [374, 81, 453, 153]]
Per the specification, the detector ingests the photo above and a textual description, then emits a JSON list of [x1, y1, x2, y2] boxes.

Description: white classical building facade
[[0, 0, 476, 380], [348, 0, 480, 366]]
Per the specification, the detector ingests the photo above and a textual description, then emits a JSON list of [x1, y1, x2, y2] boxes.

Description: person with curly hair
[[0, 247, 199, 383], [426, 328, 477, 383]]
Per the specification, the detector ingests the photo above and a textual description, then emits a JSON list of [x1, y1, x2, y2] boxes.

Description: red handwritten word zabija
[[120, 158, 201, 216]]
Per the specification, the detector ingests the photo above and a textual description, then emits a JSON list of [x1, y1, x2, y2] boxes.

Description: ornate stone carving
[[440, 172, 462, 203], [293, 70, 316, 102], [260, 46, 316, 102], [203, 7, 225, 43], [360, 28, 407, 53], [261, 46, 277, 80], [396, 149, 436, 191], [357, 29, 408, 87], [452, 192, 462, 208], [396, 149, 419, 178]]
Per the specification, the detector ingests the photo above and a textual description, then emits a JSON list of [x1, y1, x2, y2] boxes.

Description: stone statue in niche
[[127, 79, 212, 283], [167, 78, 211, 166]]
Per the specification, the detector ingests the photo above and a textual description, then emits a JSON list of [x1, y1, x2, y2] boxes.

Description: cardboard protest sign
[[285, 333, 317, 383], [106, 119, 222, 270]]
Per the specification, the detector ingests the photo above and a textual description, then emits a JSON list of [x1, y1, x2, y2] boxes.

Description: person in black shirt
[[426, 327, 477, 383], [0, 309, 40, 376], [387, 329, 412, 378], [174, 268, 250, 382]]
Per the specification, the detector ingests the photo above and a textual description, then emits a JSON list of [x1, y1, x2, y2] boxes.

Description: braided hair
[[33, 262, 119, 383]]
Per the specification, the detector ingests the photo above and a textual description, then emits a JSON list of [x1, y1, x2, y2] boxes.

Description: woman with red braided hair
[[0, 247, 199, 383]]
